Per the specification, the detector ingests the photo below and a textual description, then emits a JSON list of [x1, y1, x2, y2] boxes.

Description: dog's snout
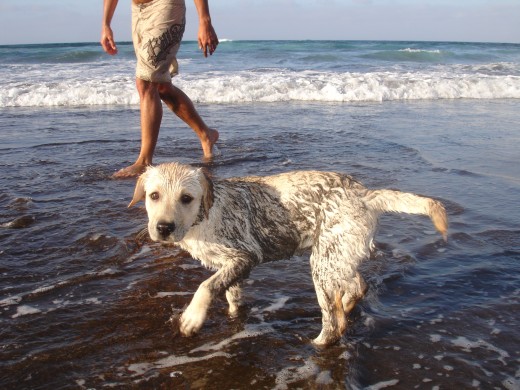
[[157, 221, 176, 238]]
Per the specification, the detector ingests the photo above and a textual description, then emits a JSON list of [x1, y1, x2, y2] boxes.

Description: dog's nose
[[156, 221, 175, 238]]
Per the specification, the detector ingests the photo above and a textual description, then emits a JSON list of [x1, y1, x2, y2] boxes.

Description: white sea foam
[[97, 268, 118, 276], [124, 245, 152, 264], [451, 336, 510, 365], [154, 351, 233, 367], [182, 70, 520, 103], [178, 263, 200, 270], [0, 295, 22, 307], [315, 370, 333, 385], [190, 324, 273, 353], [12, 304, 41, 318], [364, 379, 400, 389], [430, 334, 442, 342], [127, 351, 232, 376], [2, 69, 519, 107], [430, 314, 444, 324], [263, 296, 290, 312], [274, 358, 320, 390], [153, 291, 193, 298], [126, 308, 274, 377], [85, 297, 102, 305], [2, 41, 519, 108], [399, 48, 442, 54], [502, 377, 520, 390]]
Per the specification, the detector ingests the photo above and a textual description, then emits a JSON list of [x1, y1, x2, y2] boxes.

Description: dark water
[[1, 100, 519, 389]]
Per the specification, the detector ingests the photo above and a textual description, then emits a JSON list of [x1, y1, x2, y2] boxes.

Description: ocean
[[0, 40, 519, 389]]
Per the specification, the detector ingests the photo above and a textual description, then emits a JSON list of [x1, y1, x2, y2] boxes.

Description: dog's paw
[[312, 329, 340, 347], [179, 286, 211, 337], [228, 306, 240, 318], [179, 305, 206, 336]]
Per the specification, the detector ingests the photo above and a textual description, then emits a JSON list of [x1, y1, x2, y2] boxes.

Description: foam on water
[[154, 291, 193, 298], [261, 296, 290, 312], [0, 295, 22, 307], [1, 40, 519, 107], [12, 305, 41, 318], [2, 69, 519, 107], [362, 379, 400, 390], [127, 351, 233, 376], [274, 358, 320, 390], [399, 48, 442, 54], [190, 324, 274, 353], [451, 336, 510, 366], [124, 295, 285, 378]]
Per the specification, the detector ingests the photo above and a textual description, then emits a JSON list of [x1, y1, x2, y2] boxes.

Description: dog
[[129, 162, 448, 346]]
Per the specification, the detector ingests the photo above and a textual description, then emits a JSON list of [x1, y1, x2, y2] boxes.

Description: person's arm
[[101, 0, 119, 55], [193, 0, 219, 57]]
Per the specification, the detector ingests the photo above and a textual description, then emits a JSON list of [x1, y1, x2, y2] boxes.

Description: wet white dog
[[129, 162, 448, 345]]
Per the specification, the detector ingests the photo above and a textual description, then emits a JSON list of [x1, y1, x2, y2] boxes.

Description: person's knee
[[157, 83, 180, 107], [136, 78, 158, 98], [157, 83, 175, 98], [156, 82, 169, 94]]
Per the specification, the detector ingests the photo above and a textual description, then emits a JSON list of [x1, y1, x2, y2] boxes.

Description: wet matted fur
[[129, 162, 448, 345]]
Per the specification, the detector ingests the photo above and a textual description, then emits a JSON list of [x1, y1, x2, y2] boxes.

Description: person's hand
[[198, 22, 218, 57], [101, 26, 118, 55]]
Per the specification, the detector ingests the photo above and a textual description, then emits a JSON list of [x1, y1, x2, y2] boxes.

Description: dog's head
[[129, 162, 214, 243]]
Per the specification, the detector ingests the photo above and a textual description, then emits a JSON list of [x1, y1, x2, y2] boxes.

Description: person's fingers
[[199, 42, 208, 57], [198, 28, 218, 57], [101, 26, 118, 55], [102, 38, 117, 55], [208, 38, 218, 55], [108, 38, 118, 54]]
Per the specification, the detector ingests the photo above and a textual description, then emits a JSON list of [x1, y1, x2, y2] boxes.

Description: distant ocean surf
[[1, 40, 519, 107]]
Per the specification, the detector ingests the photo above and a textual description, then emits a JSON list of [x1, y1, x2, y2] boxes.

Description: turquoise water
[[1, 40, 519, 107]]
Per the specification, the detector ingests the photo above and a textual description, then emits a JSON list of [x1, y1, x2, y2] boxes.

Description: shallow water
[[1, 99, 519, 389]]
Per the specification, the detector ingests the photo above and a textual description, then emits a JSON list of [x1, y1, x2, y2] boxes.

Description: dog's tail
[[363, 189, 448, 241]]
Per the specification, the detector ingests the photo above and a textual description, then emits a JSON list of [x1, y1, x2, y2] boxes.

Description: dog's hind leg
[[310, 196, 375, 346], [311, 268, 368, 346], [311, 279, 347, 346], [342, 272, 368, 315], [311, 259, 367, 346]]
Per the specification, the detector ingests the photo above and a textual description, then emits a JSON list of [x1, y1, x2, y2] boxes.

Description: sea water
[[1, 40, 520, 107], [0, 41, 519, 389]]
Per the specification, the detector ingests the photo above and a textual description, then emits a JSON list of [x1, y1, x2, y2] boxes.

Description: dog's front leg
[[225, 284, 243, 316], [179, 283, 212, 337], [180, 258, 253, 337]]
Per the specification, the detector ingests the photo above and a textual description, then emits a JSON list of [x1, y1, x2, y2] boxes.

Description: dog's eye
[[150, 192, 160, 201], [180, 194, 193, 204]]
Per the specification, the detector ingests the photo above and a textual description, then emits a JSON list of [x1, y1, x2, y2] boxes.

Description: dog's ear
[[199, 168, 214, 218], [128, 174, 146, 208]]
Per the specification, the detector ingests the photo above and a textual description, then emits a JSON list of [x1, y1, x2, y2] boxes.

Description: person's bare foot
[[112, 163, 148, 179], [201, 128, 219, 159]]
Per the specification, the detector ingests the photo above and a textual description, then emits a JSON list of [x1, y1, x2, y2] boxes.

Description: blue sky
[[1, 0, 519, 45]]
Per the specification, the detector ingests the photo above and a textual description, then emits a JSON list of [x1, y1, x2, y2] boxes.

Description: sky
[[0, 0, 519, 45]]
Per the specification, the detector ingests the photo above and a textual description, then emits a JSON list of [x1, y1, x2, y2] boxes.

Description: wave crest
[[1, 69, 519, 107]]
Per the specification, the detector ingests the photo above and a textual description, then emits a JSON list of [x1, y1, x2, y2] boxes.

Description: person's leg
[[157, 82, 219, 159], [113, 78, 163, 178], [115, 1, 216, 178]]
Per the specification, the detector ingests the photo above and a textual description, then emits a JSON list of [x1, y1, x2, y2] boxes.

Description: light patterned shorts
[[131, 0, 186, 83]]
